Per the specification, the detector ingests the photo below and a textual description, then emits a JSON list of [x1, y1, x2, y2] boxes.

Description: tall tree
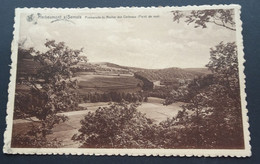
[[177, 42, 243, 148], [206, 41, 240, 103], [165, 9, 244, 148]]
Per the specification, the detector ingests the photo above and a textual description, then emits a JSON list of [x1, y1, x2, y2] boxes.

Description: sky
[[19, 9, 236, 69]]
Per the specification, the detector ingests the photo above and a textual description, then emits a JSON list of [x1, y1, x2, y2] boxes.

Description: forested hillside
[[133, 67, 209, 82]]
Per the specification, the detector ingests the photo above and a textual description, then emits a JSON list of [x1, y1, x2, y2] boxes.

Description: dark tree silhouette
[[12, 40, 87, 148], [172, 9, 236, 31]]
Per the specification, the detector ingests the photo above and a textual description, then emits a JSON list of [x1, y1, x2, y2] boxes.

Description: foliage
[[72, 101, 158, 148], [12, 40, 87, 148], [164, 74, 215, 104], [206, 42, 240, 102], [135, 67, 204, 83], [160, 11, 243, 148], [172, 9, 236, 31], [163, 41, 243, 148], [134, 73, 154, 91], [12, 129, 63, 148]]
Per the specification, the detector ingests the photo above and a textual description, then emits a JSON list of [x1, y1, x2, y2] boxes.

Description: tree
[[163, 8, 244, 148], [165, 42, 243, 148], [72, 101, 158, 148], [164, 74, 215, 105], [12, 40, 87, 148], [172, 9, 236, 31], [206, 42, 240, 103], [126, 93, 133, 102]]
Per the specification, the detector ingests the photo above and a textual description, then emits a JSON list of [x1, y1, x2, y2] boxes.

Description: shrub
[[72, 101, 158, 148]]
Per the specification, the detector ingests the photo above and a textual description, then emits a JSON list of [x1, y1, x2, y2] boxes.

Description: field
[[12, 97, 183, 148], [137, 97, 184, 123], [75, 72, 142, 93]]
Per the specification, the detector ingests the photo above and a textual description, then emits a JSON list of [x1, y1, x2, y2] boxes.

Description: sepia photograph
[[4, 5, 250, 156]]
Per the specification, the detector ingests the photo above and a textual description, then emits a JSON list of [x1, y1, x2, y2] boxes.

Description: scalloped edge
[[3, 4, 251, 157]]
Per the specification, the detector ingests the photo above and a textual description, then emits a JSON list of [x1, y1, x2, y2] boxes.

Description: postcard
[[4, 5, 250, 157]]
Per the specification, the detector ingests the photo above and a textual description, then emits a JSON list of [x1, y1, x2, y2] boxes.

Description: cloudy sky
[[19, 9, 236, 69]]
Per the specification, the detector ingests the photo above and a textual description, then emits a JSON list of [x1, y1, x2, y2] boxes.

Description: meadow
[[75, 72, 142, 93]]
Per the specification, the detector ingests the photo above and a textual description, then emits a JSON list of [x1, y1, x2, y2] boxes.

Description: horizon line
[[86, 61, 208, 70]]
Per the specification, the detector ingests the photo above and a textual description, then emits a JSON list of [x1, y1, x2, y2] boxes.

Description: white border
[[3, 4, 251, 157]]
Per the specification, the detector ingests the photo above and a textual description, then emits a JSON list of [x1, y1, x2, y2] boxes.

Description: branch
[[19, 114, 39, 123], [212, 20, 236, 31], [29, 81, 42, 92], [25, 117, 39, 123]]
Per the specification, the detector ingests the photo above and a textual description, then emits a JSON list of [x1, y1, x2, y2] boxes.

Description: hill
[[183, 68, 211, 75], [88, 62, 209, 82], [92, 62, 129, 70], [16, 52, 209, 90], [130, 67, 209, 83]]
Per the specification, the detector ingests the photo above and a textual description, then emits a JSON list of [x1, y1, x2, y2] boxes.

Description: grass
[[77, 74, 140, 87], [138, 97, 184, 123], [76, 73, 142, 93]]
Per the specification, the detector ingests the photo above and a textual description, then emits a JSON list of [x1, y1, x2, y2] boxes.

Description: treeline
[[80, 92, 144, 103], [134, 73, 153, 91], [80, 89, 173, 104], [164, 74, 215, 104], [134, 67, 203, 82], [148, 88, 171, 99]]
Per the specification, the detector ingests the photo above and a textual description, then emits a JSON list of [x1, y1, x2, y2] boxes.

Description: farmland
[[75, 72, 142, 94]]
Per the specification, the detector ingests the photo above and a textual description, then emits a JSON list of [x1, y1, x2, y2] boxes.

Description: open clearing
[[12, 97, 183, 148], [138, 97, 184, 123]]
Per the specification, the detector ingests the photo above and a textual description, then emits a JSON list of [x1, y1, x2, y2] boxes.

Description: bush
[[72, 101, 158, 148]]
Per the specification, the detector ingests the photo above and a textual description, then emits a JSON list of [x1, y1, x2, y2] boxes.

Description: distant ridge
[[183, 68, 211, 75], [89, 62, 210, 82], [92, 62, 128, 69], [17, 53, 210, 83], [90, 62, 210, 72]]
